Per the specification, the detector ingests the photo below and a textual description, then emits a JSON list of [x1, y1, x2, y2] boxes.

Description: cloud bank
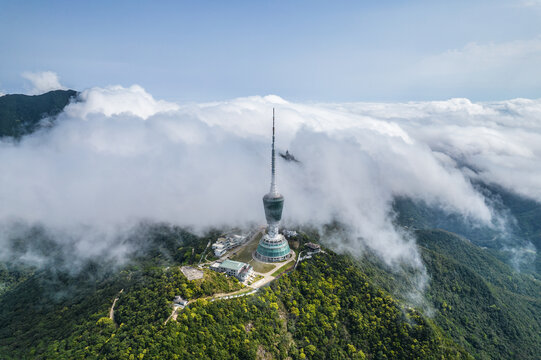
[[21, 71, 66, 95], [1, 85, 540, 274], [417, 37, 541, 98]]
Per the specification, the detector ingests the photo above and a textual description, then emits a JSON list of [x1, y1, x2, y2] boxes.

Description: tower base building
[[255, 233, 291, 262]]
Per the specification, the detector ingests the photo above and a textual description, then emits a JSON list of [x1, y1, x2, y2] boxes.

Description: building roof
[[240, 264, 253, 273], [219, 259, 246, 271], [173, 295, 187, 304]]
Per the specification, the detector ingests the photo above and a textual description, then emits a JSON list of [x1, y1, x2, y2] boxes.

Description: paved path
[[164, 287, 254, 325], [197, 240, 212, 265], [164, 307, 179, 325], [250, 257, 293, 288], [209, 289, 257, 302], [294, 251, 305, 270], [109, 289, 124, 322]]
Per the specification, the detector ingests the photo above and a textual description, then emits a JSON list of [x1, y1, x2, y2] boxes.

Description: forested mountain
[[0, 225, 470, 359], [0, 90, 77, 138], [394, 187, 541, 276], [418, 230, 541, 359], [0, 92, 539, 359], [0, 223, 539, 359], [357, 228, 541, 360]]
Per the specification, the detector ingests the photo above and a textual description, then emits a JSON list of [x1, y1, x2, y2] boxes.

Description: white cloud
[[2, 85, 541, 277], [417, 38, 541, 93], [66, 85, 179, 120], [323, 97, 541, 203], [21, 71, 66, 95], [518, 0, 541, 7]]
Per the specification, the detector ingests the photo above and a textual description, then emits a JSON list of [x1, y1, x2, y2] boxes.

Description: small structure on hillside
[[305, 242, 321, 253], [173, 295, 188, 307], [211, 259, 254, 282]]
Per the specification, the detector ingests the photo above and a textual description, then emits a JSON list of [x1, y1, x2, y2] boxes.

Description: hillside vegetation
[[357, 229, 541, 360], [0, 234, 470, 359], [394, 187, 541, 275], [0, 90, 77, 138], [1, 222, 540, 359]]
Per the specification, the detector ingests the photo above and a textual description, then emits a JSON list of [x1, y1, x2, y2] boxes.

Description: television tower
[[254, 109, 292, 263]]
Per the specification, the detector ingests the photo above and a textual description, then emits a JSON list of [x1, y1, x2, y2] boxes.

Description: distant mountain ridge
[[354, 228, 541, 359], [393, 185, 541, 276], [417, 229, 541, 359], [0, 89, 77, 138]]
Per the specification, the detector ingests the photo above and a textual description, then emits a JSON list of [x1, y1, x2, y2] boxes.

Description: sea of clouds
[[1, 84, 540, 278]]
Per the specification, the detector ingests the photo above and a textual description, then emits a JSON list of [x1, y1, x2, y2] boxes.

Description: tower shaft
[[270, 108, 277, 195]]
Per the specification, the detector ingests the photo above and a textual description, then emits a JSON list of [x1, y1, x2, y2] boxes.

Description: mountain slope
[[0, 90, 77, 138], [1, 225, 540, 359], [0, 226, 470, 360], [417, 229, 541, 359], [393, 190, 541, 275], [357, 228, 541, 360]]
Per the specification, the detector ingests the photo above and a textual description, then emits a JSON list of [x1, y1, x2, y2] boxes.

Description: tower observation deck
[[254, 109, 293, 263]]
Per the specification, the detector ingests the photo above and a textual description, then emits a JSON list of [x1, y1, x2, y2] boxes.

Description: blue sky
[[1, 0, 541, 102]]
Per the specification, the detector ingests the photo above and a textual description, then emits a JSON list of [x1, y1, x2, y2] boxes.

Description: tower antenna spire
[[270, 108, 277, 194]]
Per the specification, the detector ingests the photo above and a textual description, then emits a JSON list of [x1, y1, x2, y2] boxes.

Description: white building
[[212, 242, 227, 257], [212, 234, 247, 257], [211, 259, 253, 282], [173, 295, 188, 307]]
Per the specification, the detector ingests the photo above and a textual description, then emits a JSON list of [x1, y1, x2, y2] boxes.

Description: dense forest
[[0, 234, 469, 359], [0, 90, 77, 138], [393, 186, 541, 275], [356, 229, 541, 360], [1, 223, 539, 359], [419, 230, 541, 359]]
